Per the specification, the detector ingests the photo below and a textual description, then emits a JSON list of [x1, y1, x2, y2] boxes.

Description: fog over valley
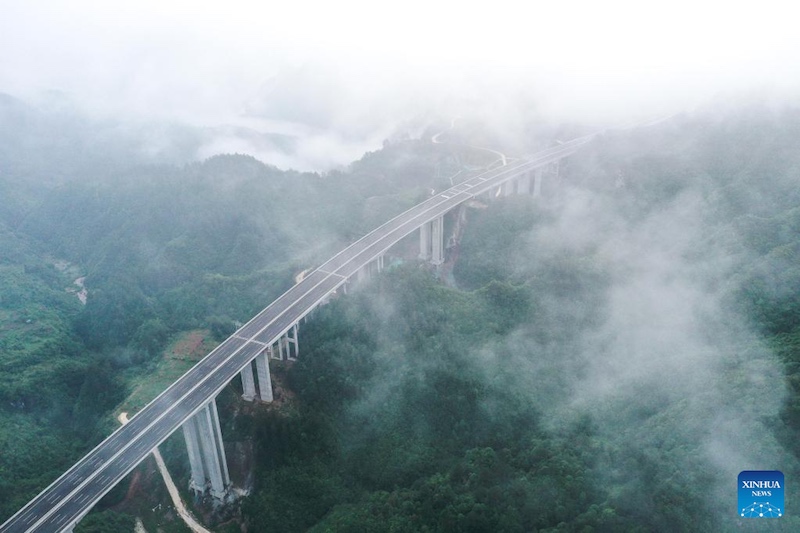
[[2, 2, 800, 533], [3, 1, 800, 170]]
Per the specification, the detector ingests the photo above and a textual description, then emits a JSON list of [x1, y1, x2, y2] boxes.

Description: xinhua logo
[[739, 470, 784, 518]]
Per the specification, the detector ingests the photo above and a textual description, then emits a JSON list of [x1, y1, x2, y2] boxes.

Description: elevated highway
[[1, 133, 595, 533]]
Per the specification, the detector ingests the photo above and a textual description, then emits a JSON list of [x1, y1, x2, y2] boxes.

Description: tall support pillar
[[208, 400, 231, 487], [287, 323, 299, 360], [275, 335, 284, 360], [377, 255, 385, 273], [182, 414, 207, 494], [533, 168, 543, 197], [356, 264, 369, 283], [517, 172, 531, 194], [270, 326, 299, 361], [419, 222, 432, 260], [431, 216, 444, 265], [240, 362, 256, 401], [195, 401, 229, 500], [255, 351, 273, 402], [502, 180, 514, 196]]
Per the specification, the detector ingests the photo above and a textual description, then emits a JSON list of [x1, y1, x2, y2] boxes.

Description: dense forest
[[2, 95, 800, 532], [0, 92, 475, 524], [239, 107, 800, 531]]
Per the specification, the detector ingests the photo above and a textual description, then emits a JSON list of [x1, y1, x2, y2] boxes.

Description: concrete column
[[276, 335, 284, 360], [377, 255, 384, 272], [269, 340, 277, 359], [208, 400, 231, 487], [517, 172, 531, 194], [294, 324, 299, 358], [357, 265, 369, 283], [240, 361, 256, 401], [286, 323, 299, 360], [502, 180, 514, 196], [196, 403, 227, 499], [255, 352, 273, 402], [182, 416, 206, 493], [431, 216, 444, 265], [419, 222, 432, 260], [533, 168, 543, 197]]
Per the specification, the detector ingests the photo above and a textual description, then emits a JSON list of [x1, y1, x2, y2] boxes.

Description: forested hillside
[[2, 97, 800, 532], [0, 93, 468, 523], [238, 106, 800, 532]]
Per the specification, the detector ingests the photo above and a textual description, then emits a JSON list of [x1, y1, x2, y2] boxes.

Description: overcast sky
[[2, 0, 799, 168]]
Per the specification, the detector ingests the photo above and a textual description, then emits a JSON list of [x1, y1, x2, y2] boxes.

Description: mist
[[3, 2, 800, 530], [4, 1, 800, 171], [265, 110, 800, 529], [521, 185, 793, 522]]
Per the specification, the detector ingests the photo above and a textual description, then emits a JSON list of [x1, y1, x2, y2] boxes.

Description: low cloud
[[496, 167, 795, 522], [4, 1, 800, 172]]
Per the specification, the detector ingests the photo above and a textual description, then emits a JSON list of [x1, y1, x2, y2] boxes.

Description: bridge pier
[[198, 400, 230, 499], [354, 255, 384, 285], [419, 221, 431, 260], [255, 351, 273, 402], [533, 167, 543, 197], [517, 172, 531, 194], [419, 217, 444, 265], [431, 216, 444, 265], [286, 324, 299, 360], [502, 180, 514, 197], [551, 159, 560, 179], [241, 352, 273, 402], [240, 361, 256, 401], [182, 399, 230, 500], [357, 264, 369, 283], [369, 254, 384, 275], [183, 415, 206, 494], [270, 324, 299, 361]]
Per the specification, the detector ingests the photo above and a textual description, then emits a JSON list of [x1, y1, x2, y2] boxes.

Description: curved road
[[1, 134, 595, 533]]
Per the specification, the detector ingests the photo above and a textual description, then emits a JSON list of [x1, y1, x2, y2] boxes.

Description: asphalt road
[[0, 135, 593, 533]]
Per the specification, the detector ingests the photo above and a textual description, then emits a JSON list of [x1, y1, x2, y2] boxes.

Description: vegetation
[[0, 227, 125, 518], [0, 93, 456, 525], [2, 95, 800, 532], [238, 106, 800, 531]]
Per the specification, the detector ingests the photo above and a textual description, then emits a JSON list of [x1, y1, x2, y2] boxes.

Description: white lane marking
[[235, 336, 268, 347], [316, 269, 348, 279]]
